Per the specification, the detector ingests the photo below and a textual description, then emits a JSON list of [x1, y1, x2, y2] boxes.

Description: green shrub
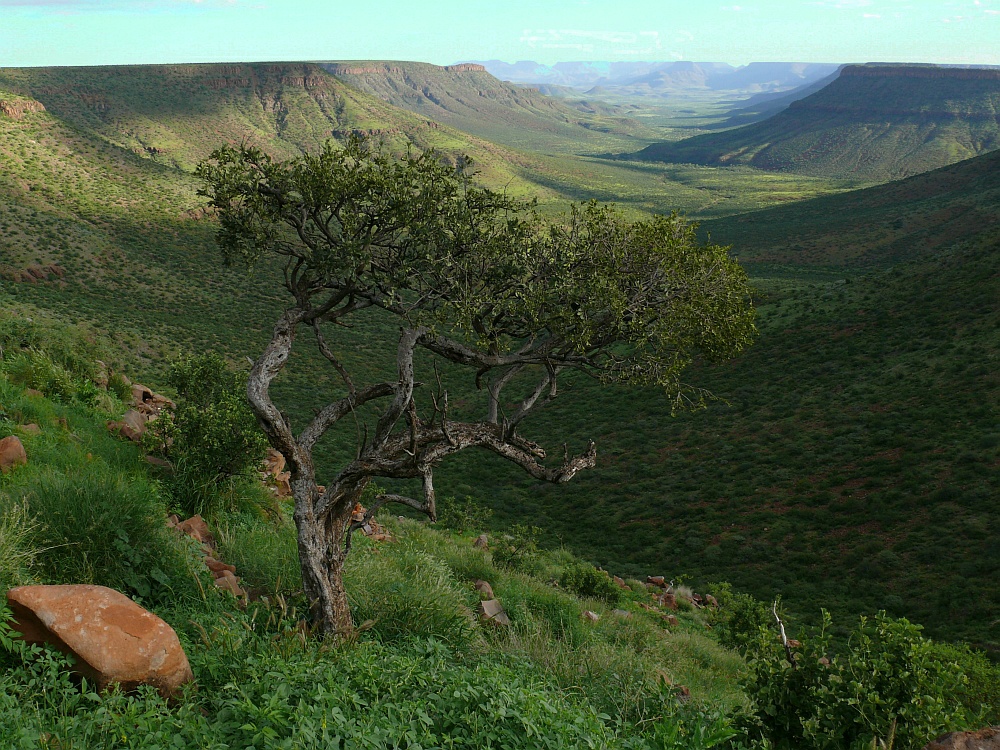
[[743, 609, 969, 750], [932, 641, 1000, 726], [559, 560, 622, 604], [148, 353, 268, 516], [491, 523, 542, 573], [4, 349, 77, 402], [706, 582, 772, 654], [435, 494, 493, 533]]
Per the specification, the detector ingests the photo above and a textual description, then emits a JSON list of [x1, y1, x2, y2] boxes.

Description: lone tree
[[197, 136, 755, 637]]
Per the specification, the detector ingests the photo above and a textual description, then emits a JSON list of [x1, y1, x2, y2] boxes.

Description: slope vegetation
[[701, 147, 1000, 267], [634, 65, 1000, 180], [322, 61, 655, 152]]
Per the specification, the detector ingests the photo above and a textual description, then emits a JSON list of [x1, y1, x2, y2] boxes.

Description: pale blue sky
[[1, 0, 997, 68]]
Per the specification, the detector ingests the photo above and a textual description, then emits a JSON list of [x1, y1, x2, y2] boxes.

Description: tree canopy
[[197, 136, 755, 636]]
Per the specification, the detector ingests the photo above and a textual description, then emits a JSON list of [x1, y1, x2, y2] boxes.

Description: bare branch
[[312, 320, 355, 396], [299, 382, 395, 451]]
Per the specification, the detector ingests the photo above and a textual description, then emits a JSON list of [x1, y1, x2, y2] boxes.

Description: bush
[[148, 353, 268, 515], [559, 560, 622, 604], [706, 582, 772, 654], [491, 524, 542, 573], [743, 609, 969, 750], [435, 494, 493, 533]]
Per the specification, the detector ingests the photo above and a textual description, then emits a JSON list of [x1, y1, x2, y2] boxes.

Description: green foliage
[[931, 641, 1000, 726], [559, 560, 622, 604], [707, 583, 773, 654], [492, 524, 543, 573], [149, 353, 268, 515], [743, 610, 969, 750], [4, 469, 200, 603], [435, 494, 494, 533]]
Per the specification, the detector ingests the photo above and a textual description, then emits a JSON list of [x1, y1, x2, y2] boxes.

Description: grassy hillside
[[701, 147, 1000, 267], [1, 319, 997, 748], [634, 65, 1000, 181], [321, 60, 658, 153], [1, 60, 996, 652]]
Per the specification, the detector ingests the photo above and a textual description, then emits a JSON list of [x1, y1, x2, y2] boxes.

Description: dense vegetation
[[1, 58, 999, 742], [0, 321, 997, 747]]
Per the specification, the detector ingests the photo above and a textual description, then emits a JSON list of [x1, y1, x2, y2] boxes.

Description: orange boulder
[[6, 584, 194, 700]]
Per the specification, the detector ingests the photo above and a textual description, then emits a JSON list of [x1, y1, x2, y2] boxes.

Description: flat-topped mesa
[[324, 63, 407, 76], [0, 98, 45, 119], [841, 64, 1000, 81], [443, 63, 487, 73]]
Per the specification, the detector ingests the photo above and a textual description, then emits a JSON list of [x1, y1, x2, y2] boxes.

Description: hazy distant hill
[[634, 64, 1000, 180], [321, 60, 654, 150], [474, 60, 840, 98], [705, 67, 845, 129], [702, 146, 1000, 266]]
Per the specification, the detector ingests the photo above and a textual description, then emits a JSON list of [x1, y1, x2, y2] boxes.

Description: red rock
[[474, 580, 494, 599], [0, 435, 27, 473], [647, 575, 666, 588], [263, 447, 286, 478], [176, 515, 216, 548], [6, 585, 193, 700], [205, 558, 237, 576], [275, 471, 292, 498], [472, 533, 488, 549], [582, 610, 600, 622], [665, 614, 679, 626], [213, 571, 245, 597], [704, 594, 719, 608], [922, 728, 1000, 750], [613, 575, 630, 590]]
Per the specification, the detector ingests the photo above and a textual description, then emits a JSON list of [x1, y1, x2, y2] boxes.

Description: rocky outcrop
[[842, 64, 1000, 82], [444, 64, 487, 74], [107, 382, 174, 444], [0, 98, 45, 119], [477, 598, 510, 626], [922, 727, 1000, 750], [0, 435, 27, 473], [6, 585, 194, 700], [0, 263, 66, 284]]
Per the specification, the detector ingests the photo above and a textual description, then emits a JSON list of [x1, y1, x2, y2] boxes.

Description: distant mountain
[[320, 61, 654, 150], [705, 67, 845, 129], [472, 60, 840, 98], [633, 64, 1000, 180]]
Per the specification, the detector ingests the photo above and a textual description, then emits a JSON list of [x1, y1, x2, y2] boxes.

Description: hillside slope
[[321, 61, 654, 152], [633, 65, 1000, 180], [701, 147, 1000, 267]]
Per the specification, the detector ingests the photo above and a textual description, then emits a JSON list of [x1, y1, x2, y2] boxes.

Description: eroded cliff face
[[0, 98, 45, 119]]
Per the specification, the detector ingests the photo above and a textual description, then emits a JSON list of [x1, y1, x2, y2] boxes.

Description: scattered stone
[[205, 558, 237, 576], [263, 447, 286, 478], [612, 609, 632, 618], [175, 514, 216, 549], [786, 639, 801, 649], [704, 594, 719, 608], [94, 360, 109, 390], [613, 575, 631, 590], [665, 614, 679, 627], [922, 727, 1000, 750], [165, 514, 180, 528], [474, 580, 494, 599], [17, 423, 41, 436], [655, 592, 679, 611], [6, 584, 194, 700], [0, 435, 28, 473], [647, 575, 666, 588], [582, 610, 601, 622], [472, 533, 488, 549], [477, 599, 510, 626], [213, 571, 245, 597]]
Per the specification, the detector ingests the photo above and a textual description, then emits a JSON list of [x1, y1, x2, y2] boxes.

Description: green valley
[[1, 55, 999, 747]]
